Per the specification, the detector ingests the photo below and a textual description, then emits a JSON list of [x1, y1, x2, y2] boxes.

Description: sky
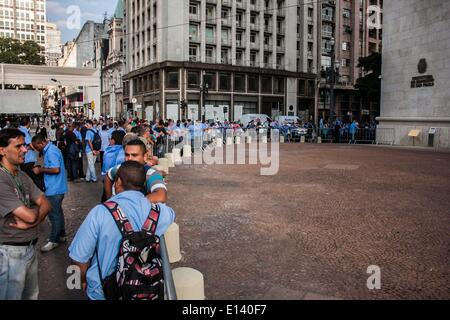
[[47, 0, 117, 43]]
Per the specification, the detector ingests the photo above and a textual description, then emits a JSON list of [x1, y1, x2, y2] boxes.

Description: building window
[[234, 74, 245, 92], [261, 76, 272, 93], [308, 80, 315, 96], [166, 70, 179, 89], [298, 79, 306, 95], [275, 78, 284, 93], [188, 71, 200, 89], [189, 45, 198, 61], [154, 72, 160, 90], [248, 75, 259, 92], [219, 73, 231, 91], [203, 72, 216, 90]]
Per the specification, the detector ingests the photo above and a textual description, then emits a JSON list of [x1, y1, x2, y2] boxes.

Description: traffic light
[[224, 107, 228, 114]]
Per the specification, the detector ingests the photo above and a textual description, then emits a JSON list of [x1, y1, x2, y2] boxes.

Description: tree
[[355, 53, 381, 102], [0, 38, 45, 65]]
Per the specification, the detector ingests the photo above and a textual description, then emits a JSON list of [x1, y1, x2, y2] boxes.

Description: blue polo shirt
[[101, 145, 125, 176], [68, 190, 176, 300], [19, 126, 38, 164], [85, 129, 95, 153], [73, 129, 82, 141], [43, 143, 68, 196]]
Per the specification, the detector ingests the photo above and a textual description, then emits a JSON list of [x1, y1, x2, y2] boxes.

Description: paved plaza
[[38, 144, 450, 300]]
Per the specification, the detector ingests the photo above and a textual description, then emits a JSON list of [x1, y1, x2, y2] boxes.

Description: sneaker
[[40, 242, 59, 252]]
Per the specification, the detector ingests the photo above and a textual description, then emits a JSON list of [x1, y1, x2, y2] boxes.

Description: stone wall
[[379, 0, 450, 149]]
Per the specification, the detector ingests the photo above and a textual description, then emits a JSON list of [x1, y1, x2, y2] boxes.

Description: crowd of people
[[0, 112, 379, 300], [0, 114, 178, 300]]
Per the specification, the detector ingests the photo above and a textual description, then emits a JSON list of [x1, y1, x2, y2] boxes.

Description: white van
[[239, 114, 271, 127], [275, 116, 301, 124]]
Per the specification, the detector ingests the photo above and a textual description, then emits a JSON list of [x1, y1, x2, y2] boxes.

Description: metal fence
[[376, 128, 395, 146], [160, 235, 177, 300]]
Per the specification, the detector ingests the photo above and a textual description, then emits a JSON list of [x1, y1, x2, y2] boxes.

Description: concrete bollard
[[280, 135, 285, 143], [157, 158, 170, 175], [301, 136, 306, 143], [182, 145, 192, 157], [262, 136, 268, 144], [318, 137, 322, 144], [235, 136, 241, 145], [246, 136, 252, 144], [172, 148, 182, 165], [226, 137, 233, 145], [165, 153, 175, 168], [165, 223, 182, 263], [172, 267, 205, 300]]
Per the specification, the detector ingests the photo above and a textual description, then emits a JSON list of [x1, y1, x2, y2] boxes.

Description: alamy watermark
[[367, 265, 381, 290], [367, 5, 383, 30], [169, 128, 280, 176]]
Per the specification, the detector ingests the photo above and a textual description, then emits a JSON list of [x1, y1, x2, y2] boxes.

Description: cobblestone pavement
[[38, 145, 450, 300]]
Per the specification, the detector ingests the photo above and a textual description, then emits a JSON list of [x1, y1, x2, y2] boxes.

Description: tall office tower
[[0, 0, 46, 46], [317, 0, 383, 124], [123, 0, 317, 122]]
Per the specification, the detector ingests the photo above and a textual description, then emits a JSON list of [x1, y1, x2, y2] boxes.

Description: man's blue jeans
[[47, 194, 66, 243], [0, 244, 39, 300]]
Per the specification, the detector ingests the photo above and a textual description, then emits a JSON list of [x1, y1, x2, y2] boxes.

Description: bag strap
[[102, 201, 134, 235], [141, 203, 161, 234]]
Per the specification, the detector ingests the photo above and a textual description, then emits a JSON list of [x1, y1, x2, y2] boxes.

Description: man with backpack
[[84, 120, 101, 183], [68, 161, 176, 300]]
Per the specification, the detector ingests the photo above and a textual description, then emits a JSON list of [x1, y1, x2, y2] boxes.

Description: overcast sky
[[47, 0, 117, 43]]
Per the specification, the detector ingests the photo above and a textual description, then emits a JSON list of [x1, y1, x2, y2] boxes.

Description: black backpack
[[96, 201, 164, 300], [89, 129, 102, 151]]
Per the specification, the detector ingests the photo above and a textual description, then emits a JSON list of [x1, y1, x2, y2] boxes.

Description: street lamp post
[[328, 38, 339, 126], [200, 78, 208, 122], [51, 78, 64, 123]]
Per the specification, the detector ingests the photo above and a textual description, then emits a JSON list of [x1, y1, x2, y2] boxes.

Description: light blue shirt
[[68, 190, 176, 300], [100, 130, 110, 151], [19, 126, 38, 163], [85, 129, 95, 153], [43, 143, 68, 196], [107, 127, 115, 138], [74, 129, 82, 141], [101, 145, 125, 176]]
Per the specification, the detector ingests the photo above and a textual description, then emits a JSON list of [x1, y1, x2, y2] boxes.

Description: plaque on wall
[[411, 59, 434, 88]]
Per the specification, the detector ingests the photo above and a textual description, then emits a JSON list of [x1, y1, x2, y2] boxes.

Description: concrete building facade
[[0, 0, 46, 46], [123, 0, 316, 122], [102, 0, 125, 120], [58, 21, 108, 119], [45, 22, 61, 66], [317, 0, 383, 124], [379, 0, 450, 149]]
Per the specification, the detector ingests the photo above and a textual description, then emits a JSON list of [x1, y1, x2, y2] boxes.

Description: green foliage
[[0, 38, 45, 65]]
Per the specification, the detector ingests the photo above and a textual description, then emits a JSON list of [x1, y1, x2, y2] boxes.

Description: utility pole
[[329, 37, 339, 126]]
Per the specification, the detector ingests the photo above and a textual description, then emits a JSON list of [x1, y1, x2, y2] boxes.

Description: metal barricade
[[376, 127, 395, 146], [160, 235, 177, 300]]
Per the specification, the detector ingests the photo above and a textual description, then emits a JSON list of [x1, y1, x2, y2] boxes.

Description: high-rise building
[[45, 22, 61, 66], [317, 0, 383, 124], [123, 0, 317, 122], [0, 0, 46, 46]]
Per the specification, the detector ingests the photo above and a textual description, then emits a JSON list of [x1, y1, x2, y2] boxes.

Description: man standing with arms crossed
[[0, 129, 51, 300]]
